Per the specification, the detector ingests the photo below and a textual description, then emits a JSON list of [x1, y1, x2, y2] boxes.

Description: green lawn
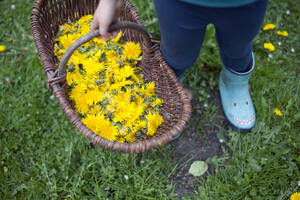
[[0, 0, 299, 199]]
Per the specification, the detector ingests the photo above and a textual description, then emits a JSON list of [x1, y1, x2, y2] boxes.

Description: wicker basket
[[31, 0, 191, 152]]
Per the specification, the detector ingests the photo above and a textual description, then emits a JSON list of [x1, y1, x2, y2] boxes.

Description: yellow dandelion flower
[[264, 43, 275, 51], [291, 192, 300, 200], [82, 114, 119, 141], [135, 95, 145, 105], [124, 120, 147, 142], [113, 31, 123, 43], [273, 108, 283, 116], [88, 105, 103, 116], [79, 23, 90, 35], [82, 115, 99, 133], [59, 34, 79, 50], [93, 49, 104, 60], [124, 131, 136, 142], [71, 70, 83, 85], [82, 73, 98, 89], [83, 58, 103, 75], [277, 30, 288, 37], [95, 115, 118, 141], [0, 45, 6, 52], [92, 37, 105, 46], [153, 98, 164, 107], [146, 113, 163, 136], [123, 103, 146, 129], [145, 82, 156, 95], [122, 42, 141, 60], [75, 94, 90, 114], [138, 85, 147, 97], [77, 15, 93, 24], [66, 73, 73, 86], [263, 24, 276, 31], [71, 52, 87, 66], [85, 88, 106, 106], [60, 23, 76, 34], [106, 50, 118, 64], [118, 65, 134, 79], [69, 84, 85, 101], [113, 101, 135, 123]]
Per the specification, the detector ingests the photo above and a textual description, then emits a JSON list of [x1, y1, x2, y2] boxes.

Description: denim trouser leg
[[152, 0, 268, 76]]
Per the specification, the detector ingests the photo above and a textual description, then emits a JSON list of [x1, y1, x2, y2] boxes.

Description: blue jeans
[[153, 0, 268, 77]]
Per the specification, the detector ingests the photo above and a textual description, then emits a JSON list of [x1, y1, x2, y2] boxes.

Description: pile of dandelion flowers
[[53, 15, 164, 143]]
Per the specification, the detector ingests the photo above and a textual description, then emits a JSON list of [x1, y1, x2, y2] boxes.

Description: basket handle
[[58, 21, 153, 77]]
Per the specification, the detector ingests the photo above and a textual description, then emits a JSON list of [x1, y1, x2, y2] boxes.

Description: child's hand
[[91, 0, 121, 39]]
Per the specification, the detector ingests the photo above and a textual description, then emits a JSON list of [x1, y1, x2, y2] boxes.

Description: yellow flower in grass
[[277, 30, 288, 36], [264, 43, 275, 51], [291, 192, 300, 200], [263, 24, 276, 31], [146, 113, 163, 136], [0, 45, 6, 52], [273, 108, 283, 116], [122, 41, 141, 60]]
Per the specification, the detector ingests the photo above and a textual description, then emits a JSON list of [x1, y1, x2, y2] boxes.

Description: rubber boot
[[219, 53, 256, 132]]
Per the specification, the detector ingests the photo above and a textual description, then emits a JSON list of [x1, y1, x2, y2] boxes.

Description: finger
[[90, 18, 98, 31], [99, 24, 111, 39]]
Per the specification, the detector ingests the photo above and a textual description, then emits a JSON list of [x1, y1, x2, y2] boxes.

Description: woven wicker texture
[[31, 0, 191, 152]]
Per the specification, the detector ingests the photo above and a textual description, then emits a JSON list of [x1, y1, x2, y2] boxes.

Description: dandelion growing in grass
[[290, 192, 300, 200], [263, 24, 276, 30], [274, 108, 283, 116], [277, 30, 288, 36], [0, 45, 6, 52], [264, 43, 275, 51]]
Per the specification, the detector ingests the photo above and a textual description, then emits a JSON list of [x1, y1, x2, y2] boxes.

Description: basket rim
[[31, 0, 191, 152]]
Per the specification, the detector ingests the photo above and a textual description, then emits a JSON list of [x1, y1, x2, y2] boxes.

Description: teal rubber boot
[[219, 54, 256, 132]]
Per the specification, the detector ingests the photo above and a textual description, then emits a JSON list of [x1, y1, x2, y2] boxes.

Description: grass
[[0, 0, 299, 199]]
